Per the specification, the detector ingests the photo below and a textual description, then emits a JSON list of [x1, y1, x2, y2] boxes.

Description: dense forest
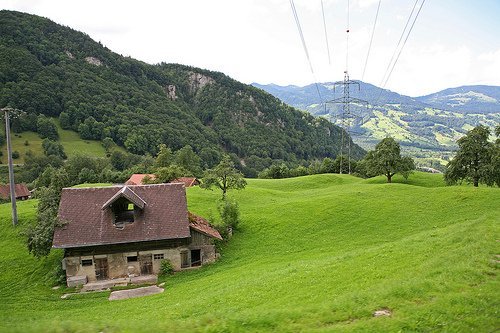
[[0, 10, 364, 177]]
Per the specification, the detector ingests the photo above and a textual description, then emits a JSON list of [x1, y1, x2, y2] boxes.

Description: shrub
[[218, 199, 241, 230], [12, 151, 20, 159], [160, 259, 174, 276]]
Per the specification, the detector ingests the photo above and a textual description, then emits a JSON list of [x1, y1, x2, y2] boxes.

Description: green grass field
[[0, 172, 498, 332], [0, 120, 120, 165]]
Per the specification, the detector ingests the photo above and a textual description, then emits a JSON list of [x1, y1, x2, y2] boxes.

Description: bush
[[218, 199, 241, 229], [159, 259, 174, 276], [12, 151, 20, 159]]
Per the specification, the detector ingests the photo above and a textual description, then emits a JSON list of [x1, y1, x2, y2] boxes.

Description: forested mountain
[[253, 82, 500, 168], [0, 10, 364, 175]]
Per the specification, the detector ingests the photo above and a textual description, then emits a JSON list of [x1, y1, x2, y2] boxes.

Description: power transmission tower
[[327, 71, 368, 174], [2, 107, 19, 226]]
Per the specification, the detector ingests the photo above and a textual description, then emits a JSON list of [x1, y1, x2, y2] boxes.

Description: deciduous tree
[[444, 125, 496, 187], [361, 137, 415, 183], [201, 155, 246, 199]]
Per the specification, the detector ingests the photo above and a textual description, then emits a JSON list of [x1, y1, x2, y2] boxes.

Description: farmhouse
[[0, 183, 30, 201], [125, 174, 156, 185], [171, 177, 200, 187], [52, 183, 222, 286]]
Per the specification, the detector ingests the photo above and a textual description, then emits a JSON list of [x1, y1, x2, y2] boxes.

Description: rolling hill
[[0, 173, 498, 332], [0, 10, 364, 173], [253, 82, 500, 169]]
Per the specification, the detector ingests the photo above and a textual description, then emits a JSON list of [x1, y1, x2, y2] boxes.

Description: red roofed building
[[53, 183, 221, 285], [125, 174, 156, 185], [171, 177, 200, 187], [0, 184, 31, 201]]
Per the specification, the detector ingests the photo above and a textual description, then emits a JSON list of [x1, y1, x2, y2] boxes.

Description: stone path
[[108, 285, 164, 301]]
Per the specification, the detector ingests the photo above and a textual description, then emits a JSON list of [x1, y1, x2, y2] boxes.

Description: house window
[[127, 256, 138, 262], [153, 254, 164, 260], [111, 197, 136, 229], [81, 259, 93, 266]]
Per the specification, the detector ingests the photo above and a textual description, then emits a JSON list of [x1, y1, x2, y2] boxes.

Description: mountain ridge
[[0, 10, 364, 174], [252, 82, 500, 168]]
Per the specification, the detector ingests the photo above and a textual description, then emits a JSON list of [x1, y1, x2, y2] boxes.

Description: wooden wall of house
[[65, 238, 190, 257], [190, 230, 214, 246]]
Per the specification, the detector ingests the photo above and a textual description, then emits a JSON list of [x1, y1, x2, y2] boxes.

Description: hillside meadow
[[0, 120, 121, 165], [0, 172, 498, 332]]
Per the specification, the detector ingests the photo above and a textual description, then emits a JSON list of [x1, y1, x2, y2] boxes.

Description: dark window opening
[[153, 254, 164, 260], [112, 197, 136, 228], [127, 256, 138, 263], [81, 259, 93, 266], [190, 249, 201, 267]]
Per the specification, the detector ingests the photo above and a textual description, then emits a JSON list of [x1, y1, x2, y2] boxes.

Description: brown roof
[[53, 183, 191, 248], [125, 174, 156, 185], [172, 177, 200, 187], [188, 212, 223, 240], [0, 184, 30, 200]]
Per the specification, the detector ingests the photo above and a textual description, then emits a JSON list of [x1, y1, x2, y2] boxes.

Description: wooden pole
[[3, 108, 18, 226]]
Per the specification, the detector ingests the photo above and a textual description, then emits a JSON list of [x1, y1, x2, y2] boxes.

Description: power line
[[289, 0, 326, 114], [345, 0, 350, 72], [374, 0, 422, 105], [381, 0, 426, 89], [321, 0, 332, 65], [361, 0, 382, 81]]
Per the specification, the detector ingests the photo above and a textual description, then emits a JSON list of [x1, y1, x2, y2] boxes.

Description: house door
[[95, 258, 109, 280], [181, 251, 189, 268], [140, 254, 153, 275], [190, 249, 201, 267]]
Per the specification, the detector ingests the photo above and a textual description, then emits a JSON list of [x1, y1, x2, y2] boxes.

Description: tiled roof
[[125, 174, 156, 185], [171, 177, 200, 187], [0, 184, 30, 199], [188, 212, 223, 240], [53, 183, 191, 248]]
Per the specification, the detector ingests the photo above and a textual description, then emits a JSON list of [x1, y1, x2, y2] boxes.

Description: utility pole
[[327, 71, 368, 174], [2, 107, 18, 226]]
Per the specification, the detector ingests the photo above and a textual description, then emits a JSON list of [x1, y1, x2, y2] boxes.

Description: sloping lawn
[[0, 173, 498, 332]]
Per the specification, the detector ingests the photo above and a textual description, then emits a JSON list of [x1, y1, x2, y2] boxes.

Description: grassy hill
[[0, 173, 498, 332], [0, 120, 114, 165]]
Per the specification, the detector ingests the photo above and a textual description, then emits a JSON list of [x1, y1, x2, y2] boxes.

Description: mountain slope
[[416, 85, 500, 113], [253, 82, 500, 168], [1, 174, 498, 332], [0, 10, 364, 173]]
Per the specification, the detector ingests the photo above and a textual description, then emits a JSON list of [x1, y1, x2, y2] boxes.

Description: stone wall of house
[[63, 243, 218, 284]]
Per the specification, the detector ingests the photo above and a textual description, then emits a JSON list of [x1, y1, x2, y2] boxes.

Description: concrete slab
[[67, 275, 87, 287], [130, 275, 157, 285], [109, 286, 164, 301], [82, 280, 115, 292]]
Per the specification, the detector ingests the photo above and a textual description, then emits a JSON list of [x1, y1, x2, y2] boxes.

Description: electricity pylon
[[327, 71, 368, 174]]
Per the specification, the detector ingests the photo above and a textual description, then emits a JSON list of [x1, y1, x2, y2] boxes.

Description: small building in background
[[171, 177, 200, 187], [124, 174, 156, 185], [52, 183, 221, 286], [0, 183, 31, 201]]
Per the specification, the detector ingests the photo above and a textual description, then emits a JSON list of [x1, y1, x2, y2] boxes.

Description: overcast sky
[[2, 0, 500, 96]]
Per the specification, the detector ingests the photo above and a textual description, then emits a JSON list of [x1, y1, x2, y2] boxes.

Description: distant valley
[[252, 82, 500, 169]]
